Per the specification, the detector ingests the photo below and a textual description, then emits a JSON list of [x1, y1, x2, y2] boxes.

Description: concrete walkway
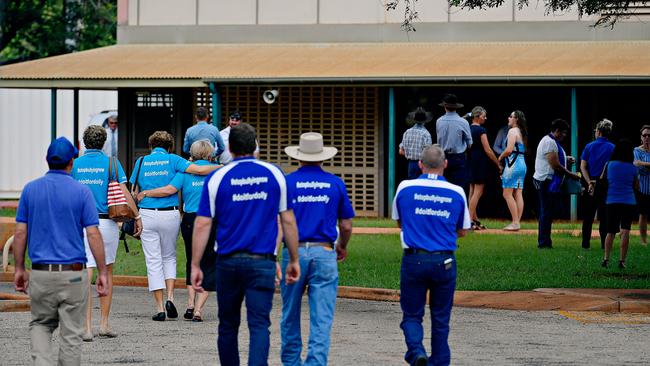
[[1, 284, 650, 365]]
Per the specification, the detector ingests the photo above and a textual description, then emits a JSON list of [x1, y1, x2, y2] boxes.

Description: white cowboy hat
[[284, 132, 338, 162]]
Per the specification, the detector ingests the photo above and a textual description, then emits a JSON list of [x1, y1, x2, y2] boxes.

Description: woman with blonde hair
[[130, 131, 219, 321], [138, 139, 220, 322], [499, 110, 528, 231]]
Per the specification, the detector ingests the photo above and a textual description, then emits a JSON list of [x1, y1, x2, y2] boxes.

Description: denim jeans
[[280, 246, 339, 366], [534, 179, 561, 248], [400, 252, 456, 366], [408, 160, 421, 180], [215, 256, 276, 366]]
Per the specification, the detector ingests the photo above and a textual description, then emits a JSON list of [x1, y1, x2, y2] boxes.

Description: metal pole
[[73, 89, 79, 148], [51, 89, 57, 141], [209, 82, 221, 128], [388, 88, 396, 215], [570, 88, 578, 221]]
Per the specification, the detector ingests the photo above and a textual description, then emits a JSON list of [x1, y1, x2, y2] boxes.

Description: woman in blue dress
[[498, 110, 528, 231], [634, 125, 650, 245]]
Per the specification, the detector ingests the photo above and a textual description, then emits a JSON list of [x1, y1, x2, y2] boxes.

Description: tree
[[0, 0, 116, 65], [386, 0, 650, 32]]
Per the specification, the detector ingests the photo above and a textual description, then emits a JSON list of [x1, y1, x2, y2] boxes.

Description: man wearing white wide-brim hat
[[280, 132, 355, 366]]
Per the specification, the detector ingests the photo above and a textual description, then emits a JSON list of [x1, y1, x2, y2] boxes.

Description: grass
[[0, 208, 16, 217], [110, 232, 650, 291]]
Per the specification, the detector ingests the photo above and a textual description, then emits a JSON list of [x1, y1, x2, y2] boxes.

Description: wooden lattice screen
[[194, 86, 380, 216]]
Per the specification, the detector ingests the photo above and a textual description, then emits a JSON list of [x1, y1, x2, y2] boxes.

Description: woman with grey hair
[[72, 125, 142, 340], [468, 106, 501, 230], [130, 132, 219, 321], [137, 139, 221, 322], [579, 119, 615, 249]]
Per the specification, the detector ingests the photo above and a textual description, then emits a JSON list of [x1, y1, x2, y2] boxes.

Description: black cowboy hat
[[438, 94, 464, 109], [406, 107, 434, 125]]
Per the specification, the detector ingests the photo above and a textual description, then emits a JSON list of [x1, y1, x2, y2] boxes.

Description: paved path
[[2, 284, 650, 365]]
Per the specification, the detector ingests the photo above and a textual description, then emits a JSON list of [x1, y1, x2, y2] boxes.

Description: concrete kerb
[[2, 272, 650, 314]]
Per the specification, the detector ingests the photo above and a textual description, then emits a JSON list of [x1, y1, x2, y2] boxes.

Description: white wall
[[128, 0, 590, 25], [0, 89, 117, 198]]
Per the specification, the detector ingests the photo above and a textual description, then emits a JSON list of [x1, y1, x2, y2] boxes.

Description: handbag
[[562, 177, 583, 195], [120, 157, 145, 245], [107, 157, 137, 222]]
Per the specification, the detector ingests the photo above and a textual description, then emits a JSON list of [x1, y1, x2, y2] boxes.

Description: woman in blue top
[[602, 140, 639, 269], [498, 110, 528, 231], [634, 125, 650, 245], [467, 106, 501, 230], [138, 140, 220, 322], [130, 131, 219, 321], [72, 125, 142, 340]]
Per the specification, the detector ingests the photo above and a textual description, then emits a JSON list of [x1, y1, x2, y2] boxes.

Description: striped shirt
[[634, 147, 650, 194], [399, 124, 432, 160]]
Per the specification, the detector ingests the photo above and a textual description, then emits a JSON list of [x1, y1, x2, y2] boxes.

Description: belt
[[404, 249, 453, 256], [32, 263, 86, 271], [142, 206, 178, 211], [218, 251, 277, 261], [298, 242, 333, 249], [98, 213, 110, 219]]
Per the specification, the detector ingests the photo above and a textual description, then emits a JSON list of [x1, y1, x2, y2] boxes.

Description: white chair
[[2, 235, 13, 272]]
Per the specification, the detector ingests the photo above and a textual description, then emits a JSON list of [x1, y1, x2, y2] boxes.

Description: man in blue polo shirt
[[191, 123, 301, 366], [392, 144, 470, 366], [580, 119, 615, 249], [14, 137, 109, 365], [183, 106, 225, 157], [281, 132, 354, 366]]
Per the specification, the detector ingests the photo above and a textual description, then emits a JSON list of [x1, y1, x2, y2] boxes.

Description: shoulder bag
[[107, 157, 137, 222]]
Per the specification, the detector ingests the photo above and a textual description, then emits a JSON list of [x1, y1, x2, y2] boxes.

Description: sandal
[[184, 308, 195, 320], [192, 310, 203, 322], [475, 220, 487, 230]]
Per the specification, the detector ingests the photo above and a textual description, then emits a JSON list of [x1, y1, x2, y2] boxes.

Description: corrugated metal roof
[[1, 42, 649, 87]]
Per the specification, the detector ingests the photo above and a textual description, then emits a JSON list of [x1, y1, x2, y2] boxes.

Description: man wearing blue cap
[[392, 144, 470, 366], [14, 137, 109, 366], [280, 132, 354, 366]]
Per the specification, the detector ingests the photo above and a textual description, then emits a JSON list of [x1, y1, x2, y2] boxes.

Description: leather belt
[[298, 242, 333, 249], [32, 263, 86, 271], [98, 213, 110, 219], [142, 206, 178, 211], [404, 249, 453, 256], [218, 251, 277, 262]]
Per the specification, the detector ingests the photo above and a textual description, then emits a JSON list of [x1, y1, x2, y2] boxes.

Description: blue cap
[[46, 137, 79, 165]]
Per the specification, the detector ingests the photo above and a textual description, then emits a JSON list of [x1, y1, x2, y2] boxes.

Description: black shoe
[[152, 312, 166, 321], [538, 245, 553, 249], [413, 355, 428, 366], [166, 300, 178, 319], [601, 259, 609, 268], [184, 308, 194, 320], [619, 261, 626, 269]]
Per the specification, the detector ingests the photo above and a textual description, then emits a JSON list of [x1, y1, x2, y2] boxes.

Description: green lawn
[[0, 208, 16, 217], [111, 232, 650, 291]]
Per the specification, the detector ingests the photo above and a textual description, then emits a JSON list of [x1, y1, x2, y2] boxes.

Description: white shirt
[[533, 135, 561, 181], [102, 127, 118, 157], [219, 126, 259, 164]]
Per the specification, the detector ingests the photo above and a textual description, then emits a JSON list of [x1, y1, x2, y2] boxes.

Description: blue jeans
[[215, 256, 276, 366], [534, 179, 561, 248], [444, 153, 468, 193], [408, 160, 421, 180], [400, 252, 456, 366], [280, 247, 339, 366]]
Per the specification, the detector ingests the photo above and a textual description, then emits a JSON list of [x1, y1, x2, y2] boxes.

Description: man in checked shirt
[[400, 107, 434, 179]]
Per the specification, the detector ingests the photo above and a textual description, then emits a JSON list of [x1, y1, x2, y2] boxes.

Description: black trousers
[[180, 212, 217, 291], [580, 179, 607, 249]]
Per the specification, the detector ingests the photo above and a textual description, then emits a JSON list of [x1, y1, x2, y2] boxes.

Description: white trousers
[[84, 219, 119, 267], [140, 209, 180, 291]]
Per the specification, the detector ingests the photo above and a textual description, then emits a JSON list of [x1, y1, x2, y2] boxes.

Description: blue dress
[[502, 142, 526, 189]]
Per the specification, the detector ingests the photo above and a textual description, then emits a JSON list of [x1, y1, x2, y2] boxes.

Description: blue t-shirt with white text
[[286, 165, 355, 244], [129, 147, 191, 208], [392, 174, 470, 251], [72, 149, 127, 213], [196, 157, 288, 255], [168, 160, 219, 213]]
